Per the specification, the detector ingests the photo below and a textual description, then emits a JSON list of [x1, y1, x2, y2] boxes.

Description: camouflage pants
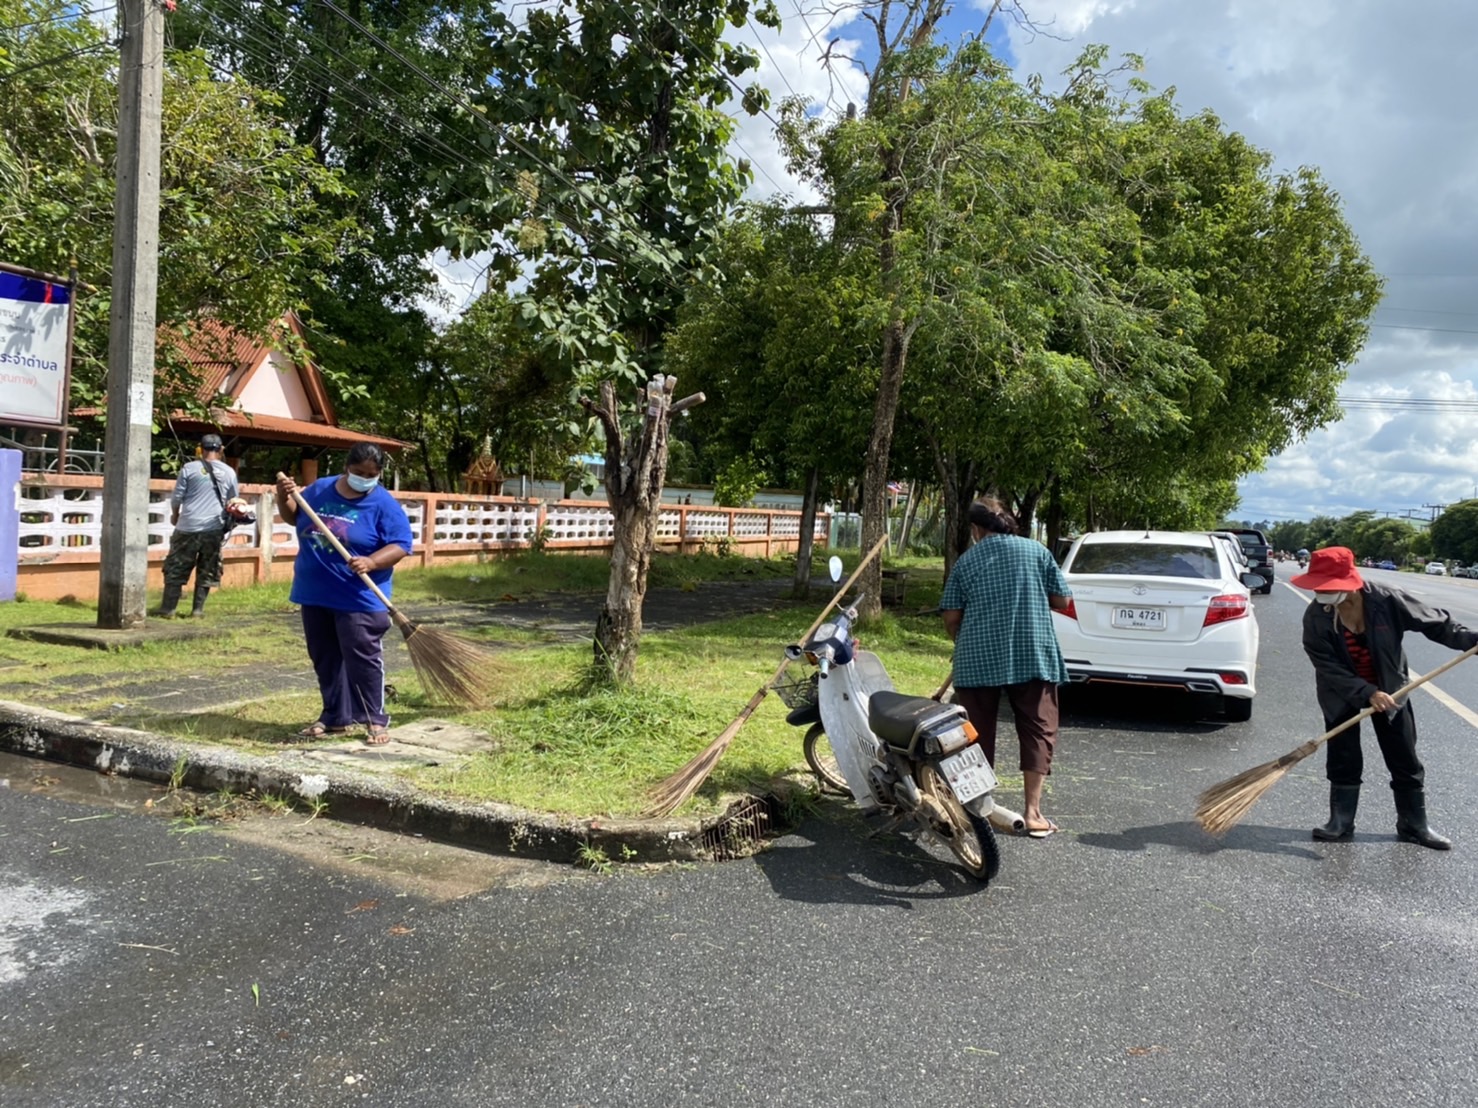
[[163, 528, 226, 588]]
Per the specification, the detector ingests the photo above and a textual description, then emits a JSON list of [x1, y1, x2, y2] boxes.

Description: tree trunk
[[595, 502, 658, 682], [791, 465, 820, 599], [931, 437, 977, 580], [896, 481, 922, 554], [584, 377, 704, 684], [1045, 478, 1065, 557], [859, 316, 912, 617], [1015, 487, 1043, 542]]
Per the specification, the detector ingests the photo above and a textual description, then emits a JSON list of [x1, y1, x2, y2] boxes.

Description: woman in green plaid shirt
[[941, 499, 1072, 837]]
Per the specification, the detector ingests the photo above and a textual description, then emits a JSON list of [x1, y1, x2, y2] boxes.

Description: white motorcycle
[[777, 559, 1004, 882]]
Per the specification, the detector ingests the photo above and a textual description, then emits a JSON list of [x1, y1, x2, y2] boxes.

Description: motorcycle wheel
[[917, 763, 1001, 882], [803, 724, 849, 793]]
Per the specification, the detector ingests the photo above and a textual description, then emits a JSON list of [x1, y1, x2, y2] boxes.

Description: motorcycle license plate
[[939, 744, 993, 804]]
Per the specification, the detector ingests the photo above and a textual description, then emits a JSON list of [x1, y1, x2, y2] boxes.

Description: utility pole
[[97, 0, 165, 629]]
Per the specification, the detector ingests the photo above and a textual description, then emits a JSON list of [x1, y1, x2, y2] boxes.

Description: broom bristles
[[644, 731, 734, 818], [1195, 739, 1321, 835], [399, 622, 502, 708]]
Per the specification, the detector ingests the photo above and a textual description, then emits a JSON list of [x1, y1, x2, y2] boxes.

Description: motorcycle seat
[[868, 691, 962, 748]]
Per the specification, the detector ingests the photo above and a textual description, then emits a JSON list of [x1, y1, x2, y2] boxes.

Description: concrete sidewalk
[[0, 578, 803, 865]]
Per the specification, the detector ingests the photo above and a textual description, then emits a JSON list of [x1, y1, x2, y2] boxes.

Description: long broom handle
[[931, 668, 953, 701], [276, 472, 398, 614], [1311, 642, 1478, 748], [794, 534, 891, 647]]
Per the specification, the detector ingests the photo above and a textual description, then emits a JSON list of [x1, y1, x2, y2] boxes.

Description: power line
[[1369, 322, 1478, 337], [747, 20, 799, 100], [1, 3, 115, 35], [317, 0, 704, 299], [0, 38, 113, 82], [788, 0, 862, 110], [197, 0, 693, 303], [1379, 305, 1478, 318], [1338, 396, 1478, 412]]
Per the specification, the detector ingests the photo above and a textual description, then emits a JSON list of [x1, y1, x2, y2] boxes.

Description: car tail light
[[1203, 594, 1249, 627], [1056, 597, 1078, 620], [1220, 672, 1248, 685]]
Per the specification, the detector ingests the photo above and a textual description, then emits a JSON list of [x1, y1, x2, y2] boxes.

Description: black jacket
[[1302, 581, 1478, 722]]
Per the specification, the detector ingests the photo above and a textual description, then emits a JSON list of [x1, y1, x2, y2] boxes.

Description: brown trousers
[[953, 680, 1060, 776]]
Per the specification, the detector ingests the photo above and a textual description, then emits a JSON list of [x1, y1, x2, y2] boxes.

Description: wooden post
[[255, 489, 274, 582], [421, 493, 438, 568]]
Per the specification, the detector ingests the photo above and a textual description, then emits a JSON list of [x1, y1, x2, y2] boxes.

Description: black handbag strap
[[201, 459, 229, 509]]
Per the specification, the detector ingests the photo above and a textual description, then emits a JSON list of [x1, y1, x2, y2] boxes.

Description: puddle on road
[[0, 751, 580, 900]]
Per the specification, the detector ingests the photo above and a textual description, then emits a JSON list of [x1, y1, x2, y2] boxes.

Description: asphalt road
[[4, 562, 1478, 1107]]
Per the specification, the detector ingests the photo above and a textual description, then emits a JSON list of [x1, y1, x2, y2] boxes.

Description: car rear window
[[1236, 535, 1266, 551], [1070, 543, 1221, 579]]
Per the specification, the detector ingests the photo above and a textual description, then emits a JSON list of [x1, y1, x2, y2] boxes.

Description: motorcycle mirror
[[828, 555, 844, 583]]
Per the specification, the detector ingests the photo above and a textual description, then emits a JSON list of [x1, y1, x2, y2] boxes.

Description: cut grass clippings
[[5, 549, 966, 818]]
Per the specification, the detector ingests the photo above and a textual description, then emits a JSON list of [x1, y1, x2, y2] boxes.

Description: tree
[[1429, 501, 1478, 565], [437, 0, 774, 681], [665, 206, 876, 595], [173, 1, 505, 446], [1, 3, 357, 423]]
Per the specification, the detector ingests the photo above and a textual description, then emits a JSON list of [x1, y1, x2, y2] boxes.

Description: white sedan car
[[1052, 530, 1264, 721]]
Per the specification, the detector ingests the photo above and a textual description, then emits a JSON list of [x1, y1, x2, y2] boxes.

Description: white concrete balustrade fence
[[14, 474, 828, 602]]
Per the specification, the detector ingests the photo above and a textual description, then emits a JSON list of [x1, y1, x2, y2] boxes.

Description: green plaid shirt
[[941, 534, 1071, 688]]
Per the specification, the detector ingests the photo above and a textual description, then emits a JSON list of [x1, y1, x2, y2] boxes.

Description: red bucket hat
[[1289, 546, 1365, 592]]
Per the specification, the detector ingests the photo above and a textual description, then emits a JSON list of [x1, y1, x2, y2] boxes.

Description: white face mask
[[1320, 591, 1349, 607], [346, 472, 380, 493]]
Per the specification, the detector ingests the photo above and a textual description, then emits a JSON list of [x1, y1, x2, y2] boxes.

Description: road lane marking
[[1420, 680, 1478, 728], [1280, 578, 1478, 726]]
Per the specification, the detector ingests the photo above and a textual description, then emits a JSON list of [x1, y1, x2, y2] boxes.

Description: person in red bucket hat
[[1291, 546, 1478, 849]]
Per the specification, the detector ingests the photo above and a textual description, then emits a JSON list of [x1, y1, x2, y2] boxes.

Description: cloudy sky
[[717, 0, 1478, 524]]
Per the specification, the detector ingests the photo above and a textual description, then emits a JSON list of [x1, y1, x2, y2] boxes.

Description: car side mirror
[[1241, 573, 1266, 591]]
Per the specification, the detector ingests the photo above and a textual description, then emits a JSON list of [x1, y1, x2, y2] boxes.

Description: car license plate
[[1111, 606, 1166, 631], [938, 744, 995, 804]]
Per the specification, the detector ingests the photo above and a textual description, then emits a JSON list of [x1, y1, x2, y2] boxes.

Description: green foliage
[[1, 1, 359, 421], [1429, 501, 1478, 565], [174, 1, 507, 447], [1266, 512, 1421, 563], [438, 0, 769, 387]]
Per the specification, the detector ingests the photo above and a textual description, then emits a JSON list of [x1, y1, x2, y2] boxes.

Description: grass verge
[[6, 548, 962, 818]]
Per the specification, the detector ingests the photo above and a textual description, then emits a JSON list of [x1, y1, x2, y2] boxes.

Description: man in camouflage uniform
[[159, 434, 238, 618]]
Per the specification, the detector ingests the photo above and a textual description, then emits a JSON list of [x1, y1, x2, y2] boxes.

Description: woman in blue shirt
[[274, 443, 414, 744]]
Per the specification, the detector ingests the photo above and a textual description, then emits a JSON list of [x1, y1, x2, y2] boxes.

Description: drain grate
[[700, 793, 781, 860]]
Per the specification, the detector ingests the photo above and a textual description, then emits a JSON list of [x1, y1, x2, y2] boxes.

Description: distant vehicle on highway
[[1456, 565, 1478, 579], [1425, 561, 1447, 576], [1377, 560, 1398, 571]]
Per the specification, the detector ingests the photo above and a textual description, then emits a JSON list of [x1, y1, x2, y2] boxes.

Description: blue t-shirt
[[289, 478, 415, 612]]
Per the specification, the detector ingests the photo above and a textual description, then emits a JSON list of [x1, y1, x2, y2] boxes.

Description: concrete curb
[[0, 700, 728, 866]]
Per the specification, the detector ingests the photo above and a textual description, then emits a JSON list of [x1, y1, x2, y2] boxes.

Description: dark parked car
[[1377, 560, 1398, 571], [1225, 528, 1274, 594]]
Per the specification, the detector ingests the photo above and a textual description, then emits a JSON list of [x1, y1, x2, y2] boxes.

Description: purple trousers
[[301, 605, 391, 728]]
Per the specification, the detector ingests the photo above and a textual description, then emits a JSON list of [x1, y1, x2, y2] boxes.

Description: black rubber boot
[[156, 583, 182, 619], [1394, 787, 1451, 850], [1312, 784, 1359, 841], [190, 584, 211, 618]]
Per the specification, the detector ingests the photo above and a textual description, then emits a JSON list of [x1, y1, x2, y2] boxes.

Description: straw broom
[[281, 474, 499, 708], [1195, 643, 1478, 835], [644, 535, 892, 817]]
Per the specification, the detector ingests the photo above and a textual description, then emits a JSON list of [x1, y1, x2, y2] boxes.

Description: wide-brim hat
[[1290, 546, 1364, 592]]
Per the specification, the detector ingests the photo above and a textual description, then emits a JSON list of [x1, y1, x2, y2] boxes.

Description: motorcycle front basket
[[772, 671, 819, 711]]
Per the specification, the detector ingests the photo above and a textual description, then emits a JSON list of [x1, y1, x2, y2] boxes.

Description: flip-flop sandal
[[364, 726, 392, 746], [297, 722, 350, 739], [1025, 819, 1059, 839]]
